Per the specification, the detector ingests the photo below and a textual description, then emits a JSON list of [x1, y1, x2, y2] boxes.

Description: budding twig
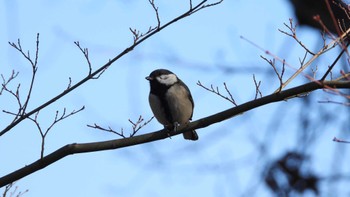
[[197, 81, 237, 106]]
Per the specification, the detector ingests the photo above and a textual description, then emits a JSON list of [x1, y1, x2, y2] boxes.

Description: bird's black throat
[[149, 81, 176, 127]]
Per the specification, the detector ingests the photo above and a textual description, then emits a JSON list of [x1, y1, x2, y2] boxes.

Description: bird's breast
[[165, 85, 193, 124]]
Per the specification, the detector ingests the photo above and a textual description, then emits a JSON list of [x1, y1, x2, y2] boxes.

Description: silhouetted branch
[[333, 137, 350, 143], [261, 57, 285, 93], [197, 81, 237, 106], [321, 42, 350, 81], [88, 116, 154, 138], [88, 123, 126, 138], [27, 107, 85, 158], [279, 18, 316, 55], [0, 0, 223, 137], [128, 116, 154, 137], [1, 79, 349, 187], [253, 74, 262, 99], [8, 34, 39, 115], [0, 70, 19, 96], [2, 182, 28, 197], [74, 41, 92, 76], [148, 0, 161, 28], [318, 99, 350, 106], [242, 25, 350, 92]]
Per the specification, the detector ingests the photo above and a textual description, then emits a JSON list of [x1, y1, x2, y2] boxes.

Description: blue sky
[[1, 0, 350, 196]]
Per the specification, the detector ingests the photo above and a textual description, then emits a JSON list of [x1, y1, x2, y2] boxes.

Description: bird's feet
[[173, 122, 180, 132], [164, 122, 180, 139]]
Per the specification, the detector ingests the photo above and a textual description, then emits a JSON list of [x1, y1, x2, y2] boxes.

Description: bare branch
[[8, 34, 40, 116], [128, 116, 154, 137], [0, 0, 223, 137], [129, 27, 154, 44], [148, 0, 161, 28], [318, 99, 350, 106], [197, 81, 237, 105], [27, 107, 85, 158], [88, 116, 154, 138], [253, 74, 262, 99], [223, 82, 237, 106], [278, 18, 316, 55], [335, 70, 350, 81], [87, 123, 126, 138], [0, 70, 19, 95], [313, 14, 336, 41], [298, 51, 308, 67], [190, 0, 223, 14], [311, 65, 318, 79], [1, 83, 23, 123], [66, 77, 72, 90], [1, 79, 349, 187], [333, 137, 350, 143], [2, 182, 28, 197], [321, 42, 349, 81], [241, 26, 350, 92], [46, 106, 85, 133], [261, 56, 285, 93], [74, 41, 92, 76], [8, 34, 39, 67]]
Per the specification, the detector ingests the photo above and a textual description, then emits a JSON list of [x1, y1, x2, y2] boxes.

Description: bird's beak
[[145, 76, 152, 81]]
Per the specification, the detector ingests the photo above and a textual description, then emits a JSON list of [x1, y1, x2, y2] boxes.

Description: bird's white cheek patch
[[157, 74, 177, 86]]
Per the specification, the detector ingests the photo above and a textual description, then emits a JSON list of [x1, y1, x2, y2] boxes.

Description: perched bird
[[146, 69, 198, 141]]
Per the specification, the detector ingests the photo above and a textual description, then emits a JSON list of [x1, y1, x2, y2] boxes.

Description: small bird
[[146, 69, 198, 141]]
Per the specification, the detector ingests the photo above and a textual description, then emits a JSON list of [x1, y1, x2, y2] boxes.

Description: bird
[[146, 69, 198, 141]]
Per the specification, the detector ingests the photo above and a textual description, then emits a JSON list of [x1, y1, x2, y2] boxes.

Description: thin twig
[[2, 83, 23, 123], [74, 41, 92, 76], [22, 34, 39, 114], [87, 123, 126, 138], [190, 0, 223, 15], [335, 70, 350, 81], [321, 42, 350, 81], [0, 70, 19, 95], [318, 99, 350, 106], [0, 0, 223, 137], [253, 74, 262, 99], [8, 34, 40, 116], [148, 0, 161, 28], [261, 56, 285, 93], [242, 25, 350, 93], [333, 137, 350, 143], [298, 51, 308, 67], [88, 116, 154, 138], [278, 18, 316, 55], [2, 182, 28, 197], [197, 81, 237, 105], [128, 116, 155, 137], [66, 77, 72, 90], [223, 82, 237, 105], [27, 107, 85, 158]]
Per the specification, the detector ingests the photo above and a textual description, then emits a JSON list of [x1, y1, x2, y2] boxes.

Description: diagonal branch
[[0, 0, 223, 137], [242, 26, 350, 93], [1, 79, 349, 187]]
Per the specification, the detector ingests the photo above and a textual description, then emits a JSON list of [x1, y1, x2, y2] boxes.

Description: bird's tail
[[183, 130, 199, 141]]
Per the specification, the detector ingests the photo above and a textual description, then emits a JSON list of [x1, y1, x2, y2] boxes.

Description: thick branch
[[1, 80, 349, 187]]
